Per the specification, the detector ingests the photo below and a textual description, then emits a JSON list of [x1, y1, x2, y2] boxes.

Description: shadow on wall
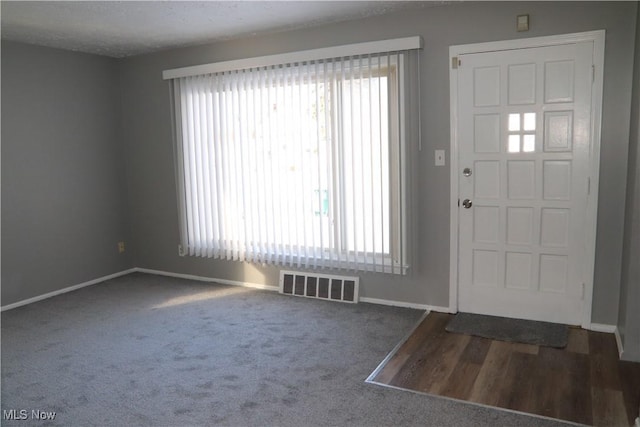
[[239, 261, 270, 288]]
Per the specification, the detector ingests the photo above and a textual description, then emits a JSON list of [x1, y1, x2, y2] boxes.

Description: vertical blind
[[168, 43, 420, 274]]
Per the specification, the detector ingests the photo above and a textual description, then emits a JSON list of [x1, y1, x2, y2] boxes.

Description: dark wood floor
[[369, 312, 640, 426]]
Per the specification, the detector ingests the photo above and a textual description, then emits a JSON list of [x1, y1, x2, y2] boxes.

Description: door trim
[[448, 30, 605, 328]]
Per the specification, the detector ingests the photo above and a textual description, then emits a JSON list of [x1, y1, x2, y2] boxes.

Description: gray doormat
[[445, 313, 569, 348]]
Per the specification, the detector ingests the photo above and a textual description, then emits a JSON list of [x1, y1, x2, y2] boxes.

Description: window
[[167, 40, 420, 274], [508, 112, 536, 153]]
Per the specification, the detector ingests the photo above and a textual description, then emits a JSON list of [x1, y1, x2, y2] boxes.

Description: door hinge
[[592, 65, 595, 83], [452, 57, 461, 69], [587, 177, 591, 195], [458, 198, 460, 207], [581, 283, 586, 300]]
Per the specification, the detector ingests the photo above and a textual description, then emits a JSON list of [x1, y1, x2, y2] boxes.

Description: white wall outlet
[[118, 241, 125, 253], [435, 149, 445, 166]]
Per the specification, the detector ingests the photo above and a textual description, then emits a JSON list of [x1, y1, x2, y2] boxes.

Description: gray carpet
[[2, 273, 575, 426], [446, 312, 569, 348]]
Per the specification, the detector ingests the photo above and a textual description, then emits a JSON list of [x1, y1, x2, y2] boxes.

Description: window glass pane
[[524, 112, 536, 131], [523, 134, 535, 152], [508, 113, 520, 131], [508, 134, 520, 153], [342, 76, 390, 255]]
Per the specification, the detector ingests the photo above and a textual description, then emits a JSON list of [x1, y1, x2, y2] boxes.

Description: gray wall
[[1, 41, 132, 306], [119, 1, 637, 324], [618, 3, 640, 362]]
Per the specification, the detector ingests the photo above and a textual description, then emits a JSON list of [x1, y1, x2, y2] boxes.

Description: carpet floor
[[2, 272, 574, 426]]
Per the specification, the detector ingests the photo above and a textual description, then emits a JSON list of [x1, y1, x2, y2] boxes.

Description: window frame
[[167, 39, 419, 275]]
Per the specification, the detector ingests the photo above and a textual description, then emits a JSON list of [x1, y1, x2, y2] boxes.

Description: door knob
[[462, 199, 473, 209], [463, 167, 472, 177]]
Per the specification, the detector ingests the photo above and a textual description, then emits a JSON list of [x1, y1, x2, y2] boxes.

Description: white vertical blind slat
[[193, 78, 204, 255], [265, 66, 276, 265], [224, 73, 233, 259], [358, 55, 367, 267], [213, 75, 224, 259], [377, 54, 385, 271], [296, 63, 305, 268], [201, 77, 214, 258], [238, 70, 248, 262], [255, 67, 263, 263], [171, 81, 188, 255], [281, 66, 291, 266], [314, 59, 324, 268], [396, 52, 404, 276], [182, 79, 197, 255], [231, 71, 241, 261], [348, 56, 357, 271], [385, 53, 392, 274], [368, 54, 376, 271]]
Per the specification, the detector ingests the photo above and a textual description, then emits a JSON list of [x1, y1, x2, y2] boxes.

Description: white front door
[[454, 39, 597, 325]]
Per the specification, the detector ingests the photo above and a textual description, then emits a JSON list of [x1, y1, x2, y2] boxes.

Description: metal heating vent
[[279, 271, 360, 303]]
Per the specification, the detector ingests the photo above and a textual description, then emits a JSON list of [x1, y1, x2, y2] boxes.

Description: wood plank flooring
[[369, 312, 640, 426]]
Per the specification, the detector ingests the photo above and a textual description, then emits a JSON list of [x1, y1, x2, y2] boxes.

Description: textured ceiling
[[1, 1, 437, 58]]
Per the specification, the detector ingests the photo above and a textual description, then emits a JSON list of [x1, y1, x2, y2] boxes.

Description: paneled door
[[455, 40, 596, 325]]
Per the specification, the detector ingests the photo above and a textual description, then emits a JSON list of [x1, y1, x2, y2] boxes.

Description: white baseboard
[[587, 323, 624, 357], [429, 305, 457, 314], [359, 297, 428, 310], [142, 270, 453, 311], [614, 327, 624, 359], [2, 267, 452, 313], [1, 268, 137, 312], [134, 268, 280, 292], [359, 297, 453, 313], [587, 323, 617, 333]]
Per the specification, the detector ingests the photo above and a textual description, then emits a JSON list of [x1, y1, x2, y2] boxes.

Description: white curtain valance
[[162, 36, 422, 80], [167, 38, 422, 274]]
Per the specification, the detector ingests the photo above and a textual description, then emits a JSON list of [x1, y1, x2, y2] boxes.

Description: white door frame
[[448, 30, 605, 328]]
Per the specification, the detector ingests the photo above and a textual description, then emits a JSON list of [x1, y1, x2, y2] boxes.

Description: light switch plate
[[435, 149, 445, 166], [517, 14, 529, 32]]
